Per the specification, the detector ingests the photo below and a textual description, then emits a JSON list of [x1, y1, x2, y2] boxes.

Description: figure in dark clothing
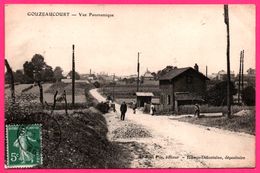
[[120, 101, 127, 121], [194, 103, 201, 118], [133, 101, 137, 114]]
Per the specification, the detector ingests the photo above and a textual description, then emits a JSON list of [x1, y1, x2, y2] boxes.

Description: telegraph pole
[[206, 66, 208, 78], [224, 5, 232, 118], [72, 44, 75, 106], [137, 52, 140, 92], [238, 50, 242, 104], [112, 73, 115, 101], [241, 50, 244, 93]]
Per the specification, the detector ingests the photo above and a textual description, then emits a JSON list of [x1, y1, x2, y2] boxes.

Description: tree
[[31, 54, 45, 72], [14, 70, 25, 83], [5, 69, 26, 84], [23, 54, 55, 83], [53, 66, 64, 82], [23, 54, 51, 105], [41, 65, 54, 82], [241, 86, 255, 106], [23, 61, 34, 83], [206, 81, 237, 106], [68, 71, 80, 80], [5, 72, 11, 84]]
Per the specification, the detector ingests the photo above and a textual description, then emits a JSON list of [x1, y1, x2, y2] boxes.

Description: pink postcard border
[[0, 0, 258, 173]]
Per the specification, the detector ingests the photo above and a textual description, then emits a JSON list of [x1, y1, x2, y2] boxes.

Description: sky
[[5, 4, 255, 76]]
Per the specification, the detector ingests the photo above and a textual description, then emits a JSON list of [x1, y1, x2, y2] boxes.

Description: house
[[141, 68, 159, 85], [216, 70, 235, 81], [136, 92, 154, 107], [142, 69, 154, 81], [159, 65, 209, 112]]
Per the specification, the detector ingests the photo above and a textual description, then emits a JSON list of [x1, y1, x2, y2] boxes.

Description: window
[[167, 95, 171, 105]]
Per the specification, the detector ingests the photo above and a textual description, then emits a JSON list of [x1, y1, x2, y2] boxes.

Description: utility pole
[[241, 50, 244, 94], [72, 44, 75, 106], [137, 52, 140, 92], [112, 73, 115, 101], [206, 66, 208, 78], [224, 5, 232, 118], [238, 50, 242, 104]]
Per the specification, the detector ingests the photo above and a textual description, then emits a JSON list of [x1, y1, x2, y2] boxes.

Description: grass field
[[5, 84, 34, 98], [175, 110, 255, 135], [44, 82, 93, 103], [5, 82, 95, 109], [178, 105, 255, 114]]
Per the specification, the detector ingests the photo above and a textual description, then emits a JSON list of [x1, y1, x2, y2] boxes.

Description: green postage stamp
[[6, 124, 42, 168]]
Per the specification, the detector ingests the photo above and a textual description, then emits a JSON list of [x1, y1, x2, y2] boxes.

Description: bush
[[206, 81, 237, 106], [5, 93, 43, 124], [242, 86, 255, 106], [46, 103, 90, 111], [95, 102, 109, 114], [93, 81, 101, 88]]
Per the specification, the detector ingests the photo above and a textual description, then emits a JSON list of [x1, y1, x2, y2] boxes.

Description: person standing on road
[[133, 101, 137, 114], [120, 101, 127, 121], [194, 103, 201, 118], [150, 103, 155, 115]]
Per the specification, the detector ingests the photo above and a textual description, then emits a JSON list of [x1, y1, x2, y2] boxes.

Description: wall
[[159, 69, 207, 112], [173, 70, 206, 96], [159, 80, 174, 111]]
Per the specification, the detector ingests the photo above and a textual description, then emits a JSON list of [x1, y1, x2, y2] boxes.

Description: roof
[[159, 67, 209, 80], [136, 92, 154, 97]]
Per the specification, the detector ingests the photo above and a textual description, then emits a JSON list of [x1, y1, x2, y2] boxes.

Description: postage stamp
[[6, 124, 42, 168]]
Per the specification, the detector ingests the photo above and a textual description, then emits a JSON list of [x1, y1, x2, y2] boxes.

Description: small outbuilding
[[136, 92, 154, 107]]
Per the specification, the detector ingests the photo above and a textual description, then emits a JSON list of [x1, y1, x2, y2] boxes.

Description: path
[[90, 88, 255, 168]]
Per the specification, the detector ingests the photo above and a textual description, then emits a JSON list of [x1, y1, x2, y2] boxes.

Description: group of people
[[118, 101, 201, 120], [119, 101, 156, 121]]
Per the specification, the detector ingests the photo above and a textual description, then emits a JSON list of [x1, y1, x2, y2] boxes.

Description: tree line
[[5, 54, 80, 84]]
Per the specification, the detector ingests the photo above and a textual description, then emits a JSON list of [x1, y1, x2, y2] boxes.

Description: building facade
[[159, 67, 209, 112]]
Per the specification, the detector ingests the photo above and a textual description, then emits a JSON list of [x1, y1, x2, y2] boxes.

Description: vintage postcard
[[4, 4, 256, 169]]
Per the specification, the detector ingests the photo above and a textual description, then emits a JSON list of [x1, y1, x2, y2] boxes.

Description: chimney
[[194, 63, 199, 72]]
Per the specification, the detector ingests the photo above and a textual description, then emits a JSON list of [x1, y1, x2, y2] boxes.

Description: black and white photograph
[[4, 4, 255, 168]]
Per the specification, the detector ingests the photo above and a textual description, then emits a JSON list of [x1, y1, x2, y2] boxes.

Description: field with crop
[[101, 84, 160, 105], [101, 84, 160, 99]]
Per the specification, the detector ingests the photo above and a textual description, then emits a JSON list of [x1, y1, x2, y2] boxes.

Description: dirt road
[[90, 88, 255, 168]]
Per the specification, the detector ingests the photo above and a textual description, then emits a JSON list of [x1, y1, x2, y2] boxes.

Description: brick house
[[159, 65, 209, 112]]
